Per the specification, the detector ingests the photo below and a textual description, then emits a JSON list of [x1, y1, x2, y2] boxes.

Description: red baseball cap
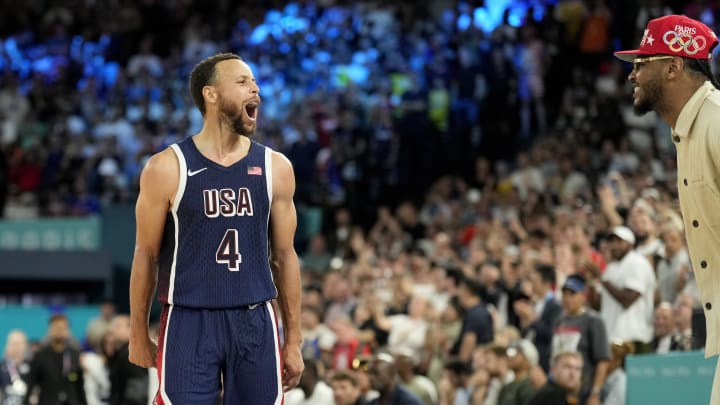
[[615, 15, 719, 62]]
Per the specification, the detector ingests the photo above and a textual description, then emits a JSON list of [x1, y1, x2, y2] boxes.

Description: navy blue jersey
[[157, 136, 277, 308]]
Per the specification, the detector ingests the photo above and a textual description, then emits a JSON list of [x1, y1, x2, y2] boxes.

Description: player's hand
[[129, 336, 158, 369], [281, 344, 304, 392]]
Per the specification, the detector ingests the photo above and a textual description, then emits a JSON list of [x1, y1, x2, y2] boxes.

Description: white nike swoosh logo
[[187, 168, 207, 176]]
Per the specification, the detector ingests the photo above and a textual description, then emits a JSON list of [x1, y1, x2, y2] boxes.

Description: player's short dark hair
[[330, 370, 358, 386], [535, 264, 556, 285], [189, 53, 243, 116], [49, 313, 68, 325]]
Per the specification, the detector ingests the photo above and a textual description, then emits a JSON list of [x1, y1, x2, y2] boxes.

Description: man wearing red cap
[[615, 14, 720, 402]]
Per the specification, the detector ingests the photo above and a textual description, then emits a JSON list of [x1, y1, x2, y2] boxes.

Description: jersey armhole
[[169, 144, 188, 213], [265, 146, 273, 206]]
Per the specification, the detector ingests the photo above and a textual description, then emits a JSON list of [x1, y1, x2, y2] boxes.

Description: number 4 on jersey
[[216, 229, 242, 271]]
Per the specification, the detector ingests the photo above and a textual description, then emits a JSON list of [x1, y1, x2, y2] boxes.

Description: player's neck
[[195, 126, 250, 162]]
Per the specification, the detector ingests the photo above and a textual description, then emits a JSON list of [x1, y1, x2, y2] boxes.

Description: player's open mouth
[[245, 102, 258, 121]]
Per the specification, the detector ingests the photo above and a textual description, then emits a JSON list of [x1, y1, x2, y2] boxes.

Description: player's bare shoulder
[[270, 150, 296, 199], [139, 147, 180, 204]]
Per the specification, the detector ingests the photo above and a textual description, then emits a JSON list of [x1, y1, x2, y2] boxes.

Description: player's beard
[[219, 95, 256, 137], [633, 75, 664, 116]]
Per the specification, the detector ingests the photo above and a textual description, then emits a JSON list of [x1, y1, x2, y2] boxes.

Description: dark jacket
[[109, 343, 148, 405], [24, 343, 87, 405], [651, 334, 683, 353]]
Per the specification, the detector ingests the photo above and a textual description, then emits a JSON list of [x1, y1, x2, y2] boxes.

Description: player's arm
[[269, 151, 302, 345], [269, 151, 304, 389], [128, 149, 177, 368]]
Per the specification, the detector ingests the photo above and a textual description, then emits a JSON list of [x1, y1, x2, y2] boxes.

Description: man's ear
[[667, 57, 684, 78], [203, 85, 217, 106]]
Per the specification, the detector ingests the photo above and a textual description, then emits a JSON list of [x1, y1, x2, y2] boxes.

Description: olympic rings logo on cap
[[663, 30, 707, 55]]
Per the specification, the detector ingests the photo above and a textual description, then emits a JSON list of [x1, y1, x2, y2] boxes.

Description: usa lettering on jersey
[[203, 188, 254, 217]]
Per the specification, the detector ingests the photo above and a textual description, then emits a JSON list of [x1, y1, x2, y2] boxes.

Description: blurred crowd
[[3, 0, 720, 404], [0, 0, 701, 222], [1, 304, 159, 405]]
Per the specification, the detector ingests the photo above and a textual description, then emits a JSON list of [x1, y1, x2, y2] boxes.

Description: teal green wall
[[626, 351, 714, 404], [0, 305, 100, 344]]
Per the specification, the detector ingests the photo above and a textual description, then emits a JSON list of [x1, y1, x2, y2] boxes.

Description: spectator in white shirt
[[589, 226, 656, 353]]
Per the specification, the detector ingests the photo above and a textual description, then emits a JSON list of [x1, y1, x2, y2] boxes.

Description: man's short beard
[[633, 101, 654, 116], [633, 76, 664, 116], [219, 97, 256, 137]]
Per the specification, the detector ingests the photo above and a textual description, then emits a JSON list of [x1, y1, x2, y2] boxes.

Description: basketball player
[[615, 14, 720, 402], [128, 53, 303, 404]]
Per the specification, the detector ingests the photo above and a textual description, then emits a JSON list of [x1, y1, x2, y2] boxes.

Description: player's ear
[[203, 85, 218, 106]]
